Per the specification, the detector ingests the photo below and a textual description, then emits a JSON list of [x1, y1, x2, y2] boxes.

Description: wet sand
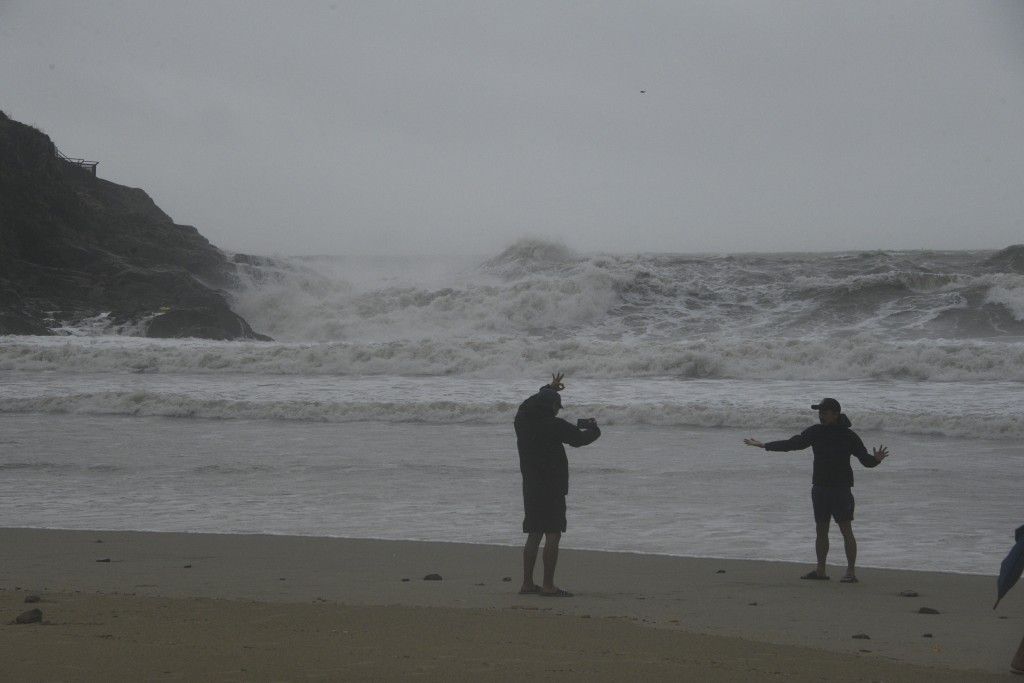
[[0, 528, 1019, 681]]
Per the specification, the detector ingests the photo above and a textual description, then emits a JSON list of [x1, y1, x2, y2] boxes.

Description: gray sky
[[2, 1, 1022, 257]]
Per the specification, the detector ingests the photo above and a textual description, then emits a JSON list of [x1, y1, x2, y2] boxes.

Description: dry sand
[[0, 528, 1019, 681]]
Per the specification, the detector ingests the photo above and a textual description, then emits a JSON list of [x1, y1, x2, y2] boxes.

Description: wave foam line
[[2, 336, 1024, 382], [2, 394, 1020, 440]]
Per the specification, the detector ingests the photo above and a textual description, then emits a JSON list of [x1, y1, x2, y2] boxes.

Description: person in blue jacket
[[744, 398, 889, 583], [515, 373, 601, 597]]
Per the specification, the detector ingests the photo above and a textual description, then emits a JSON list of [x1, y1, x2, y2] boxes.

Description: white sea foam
[[3, 243, 1023, 438], [2, 334, 1023, 382], [1, 372, 1021, 439], [25, 241, 1024, 345], [213, 242, 1024, 343], [983, 273, 1024, 321]]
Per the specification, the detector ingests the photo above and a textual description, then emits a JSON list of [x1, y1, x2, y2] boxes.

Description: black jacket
[[515, 388, 601, 498], [764, 414, 878, 487]]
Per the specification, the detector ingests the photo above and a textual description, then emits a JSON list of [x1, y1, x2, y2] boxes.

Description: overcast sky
[[2, 1, 1022, 257]]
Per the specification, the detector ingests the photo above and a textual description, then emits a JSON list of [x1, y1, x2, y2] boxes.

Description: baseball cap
[[811, 398, 841, 412]]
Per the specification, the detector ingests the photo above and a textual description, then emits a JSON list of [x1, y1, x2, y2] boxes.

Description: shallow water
[[1, 368, 1021, 440], [1, 413, 1017, 575]]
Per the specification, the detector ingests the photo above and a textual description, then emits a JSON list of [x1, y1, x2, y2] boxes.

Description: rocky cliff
[[0, 111, 269, 339]]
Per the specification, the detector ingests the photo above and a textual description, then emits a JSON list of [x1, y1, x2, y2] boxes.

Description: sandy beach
[[0, 528, 1019, 681]]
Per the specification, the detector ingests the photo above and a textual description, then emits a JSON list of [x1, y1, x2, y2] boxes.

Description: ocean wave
[[478, 238, 579, 278], [222, 241, 1024, 343], [228, 247, 628, 342], [2, 335, 1023, 382], [0, 392, 1019, 440], [984, 244, 1024, 273], [982, 273, 1024, 321], [0, 393, 519, 423], [29, 241, 1024, 343]]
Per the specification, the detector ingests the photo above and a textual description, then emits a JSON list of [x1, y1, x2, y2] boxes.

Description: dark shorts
[[523, 495, 567, 533], [811, 485, 855, 524]]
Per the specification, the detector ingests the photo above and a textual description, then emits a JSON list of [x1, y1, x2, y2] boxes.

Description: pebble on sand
[[13, 608, 43, 624]]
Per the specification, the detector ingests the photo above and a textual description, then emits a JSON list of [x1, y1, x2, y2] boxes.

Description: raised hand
[[874, 445, 889, 462], [549, 372, 565, 392]]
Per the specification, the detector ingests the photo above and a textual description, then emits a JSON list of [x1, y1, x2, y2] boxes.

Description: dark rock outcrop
[[145, 306, 265, 341], [0, 110, 270, 340]]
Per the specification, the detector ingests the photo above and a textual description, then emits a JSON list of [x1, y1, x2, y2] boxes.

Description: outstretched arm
[[851, 430, 889, 467], [746, 432, 811, 452]]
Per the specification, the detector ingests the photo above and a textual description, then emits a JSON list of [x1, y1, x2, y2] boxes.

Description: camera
[[577, 418, 597, 430]]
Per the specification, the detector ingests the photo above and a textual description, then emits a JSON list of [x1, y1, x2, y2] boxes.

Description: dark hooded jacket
[[764, 413, 878, 487], [515, 386, 601, 498]]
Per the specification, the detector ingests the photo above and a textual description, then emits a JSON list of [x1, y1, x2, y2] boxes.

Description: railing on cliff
[[55, 146, 98, 176]]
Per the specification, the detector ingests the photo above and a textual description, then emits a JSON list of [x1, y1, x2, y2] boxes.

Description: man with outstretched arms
[[744, 398, 889, 583]]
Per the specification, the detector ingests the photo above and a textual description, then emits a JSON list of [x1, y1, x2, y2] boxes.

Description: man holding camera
[[515, 373, 601, 597]]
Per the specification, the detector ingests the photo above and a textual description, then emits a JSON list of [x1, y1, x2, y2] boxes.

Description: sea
[[2, 240, 1022, 575]]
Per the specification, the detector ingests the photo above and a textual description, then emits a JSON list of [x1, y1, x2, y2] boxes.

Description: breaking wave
[[1, 390, 1020, 440], [1, 334, 1022, 382], [216, 240, 1024, 344]]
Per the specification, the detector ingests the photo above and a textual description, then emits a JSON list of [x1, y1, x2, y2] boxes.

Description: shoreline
[[3, 523, 1001, 577], [1, 527, 1019, 680]]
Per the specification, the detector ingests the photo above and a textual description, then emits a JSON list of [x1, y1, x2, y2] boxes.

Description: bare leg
[[521, 532, 543, 593], [814, 520, 830, 576], [838, 521, 857, 578], [1012, 634, 1024, 673], [541, 531, 561, 592]]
